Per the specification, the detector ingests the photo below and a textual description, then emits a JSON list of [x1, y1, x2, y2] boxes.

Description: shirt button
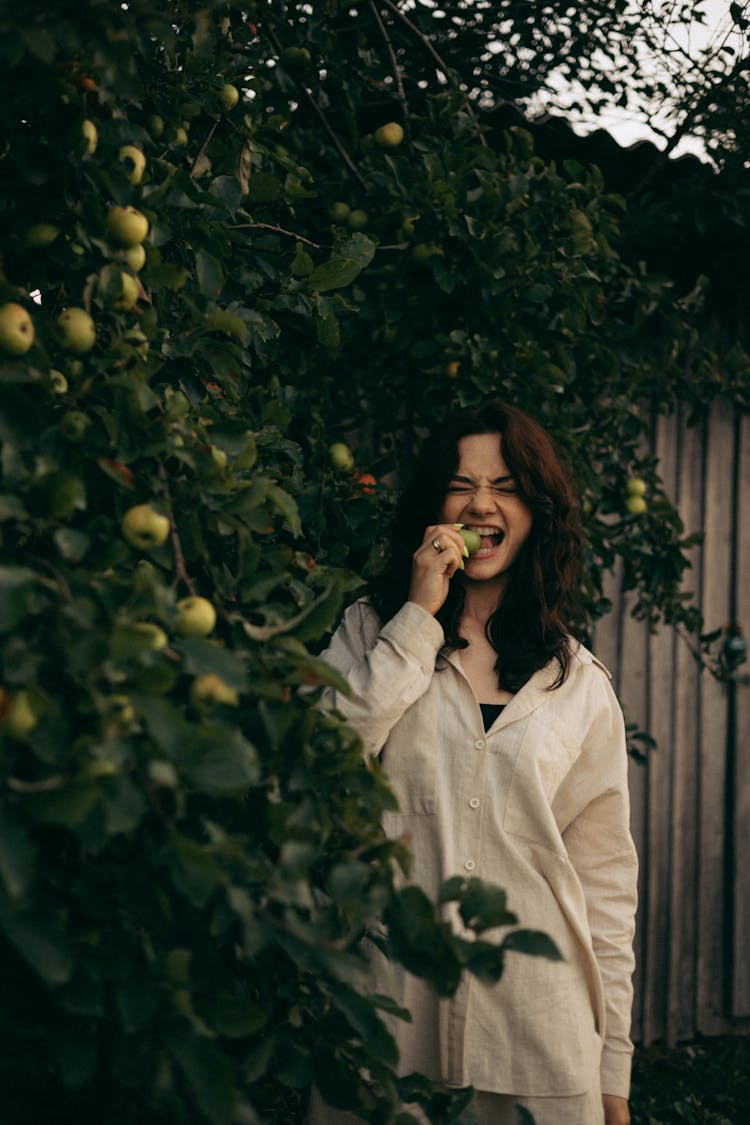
[[474, 738, 485, 750], [469, 798, 480, 809], [465, 859, 476, 871]]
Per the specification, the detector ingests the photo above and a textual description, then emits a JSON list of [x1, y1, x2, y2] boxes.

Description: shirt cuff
[[378, 601, 445, 673], [600, 1044, 633, 1099]]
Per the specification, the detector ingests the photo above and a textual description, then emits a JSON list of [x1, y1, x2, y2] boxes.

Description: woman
[[313, 402, 637, 1125]]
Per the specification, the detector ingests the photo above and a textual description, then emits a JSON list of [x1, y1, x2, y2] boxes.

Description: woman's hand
[[408, 524, 466, 616], [602, 1094, 630, 1125]]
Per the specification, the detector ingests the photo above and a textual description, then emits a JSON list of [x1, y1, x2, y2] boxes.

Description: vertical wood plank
[[696, 401, 734, 1035], [641, 412, 678, 1044], [618, 578, 650, 1044], [732, 410, 750, 1016], [666, 409, 704, 1043]]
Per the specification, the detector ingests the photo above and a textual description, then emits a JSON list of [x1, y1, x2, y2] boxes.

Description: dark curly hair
[[370, 401, 584, 691]]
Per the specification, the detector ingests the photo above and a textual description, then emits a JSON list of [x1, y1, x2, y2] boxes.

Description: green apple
[[106, 205, 149, 247], [131, 622, 168, 650], [3, 690, 37, 738], [411, 242, 438, 265], [625, 495, 648, 516], [347, 209, 368, 231], [280, 46, 311, 73], [329, 442, 354, 471], [59, 410, 90, 443], [459, 528, 481, 555], [147, 114, 165, 139], [176, 596, 216, 637], [122, 503, 170, 549], [210, 445, 228, 470], [122, 243, 147, 271], [24, 223, 60, 248], [57, 307, 96, 353], [172, 126, 189, 148], [114, 272, 139, 310], [118, 144, 146, 185], [82, 118, 98, 155], [190, 673, 239, 711], [219, 82, 239, 110], [0, 302, 35, 356], [49, 369, 68, 394], [626, 477, 647, 498], [329, 201, 350, 223], [374, 121, 404, 148]]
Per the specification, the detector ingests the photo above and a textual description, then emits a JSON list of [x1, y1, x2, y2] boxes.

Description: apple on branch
[[56, 307, 96, 354], [175, 596, 216, 637], [121, 504, 170, 550], [106, 205, 149, 248], [0, 302, 35, 356]]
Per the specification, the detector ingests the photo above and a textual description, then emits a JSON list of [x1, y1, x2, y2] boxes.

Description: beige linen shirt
[[321, 598, 638, 1100]]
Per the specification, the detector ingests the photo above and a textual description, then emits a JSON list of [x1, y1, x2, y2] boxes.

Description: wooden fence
[[590, 400, 750, 1046]]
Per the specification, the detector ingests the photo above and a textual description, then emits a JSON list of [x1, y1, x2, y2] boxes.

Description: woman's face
[[438, 432, 534, 590]]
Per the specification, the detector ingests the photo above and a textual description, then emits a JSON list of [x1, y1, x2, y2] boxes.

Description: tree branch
[[369, 0, 412, 143], [229, 222, 324, 249], [380, 0, 488, 146]]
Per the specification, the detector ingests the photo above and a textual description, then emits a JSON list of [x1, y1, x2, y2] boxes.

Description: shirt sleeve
[[319, 599, 445, 758], [560, 674, 639, 1099]]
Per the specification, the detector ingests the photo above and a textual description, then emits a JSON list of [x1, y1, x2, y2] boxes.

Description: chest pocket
[[502, 713, 581, 844], [379, 693, 439, 815]]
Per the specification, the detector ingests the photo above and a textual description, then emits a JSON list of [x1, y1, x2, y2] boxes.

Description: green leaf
[[0, 566, 37, 633], [181, 728, 260, 793], [0, 805, 37, 898], [0, 907, 75, 984], [501, 928, 563, 961], [169, 1033, 236, 1125], [23, 784, 99, 829], [456, 879, 518, 932], [168, 833, 224, 907], [195, 248, 225, 298]]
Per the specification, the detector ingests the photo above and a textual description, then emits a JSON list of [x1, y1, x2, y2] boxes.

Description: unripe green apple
[[118, 144, 147, 185], [412, 242, 438, 265], [3, 690, 37, 738], [114, 272, 139, 310], [121, 503, 170, 549], [24, 223, 61, 248], [106, 205, 149, 247], [147, 114, 165, 139], [122, 243, 147, 271], [219, 82, 239, 110], [280, 46, 311, 73], [190, 673, 239, 711], [329, 442, 354, 471], [131, 622, 168, 650], [374, 121, 404, 148], [49, 369, 68, 394], [56, 307, 96, 353], [172, 126, 189, 148], [625, 495, 648, 516], [347, 209, 368, 231], [626, 477, 647, 498], [329, 201, 350, 223], [176, 596, 217, 637], [82, 118, 98, 155], [59, 410, 90, 443], [0, 302, 35, 356]]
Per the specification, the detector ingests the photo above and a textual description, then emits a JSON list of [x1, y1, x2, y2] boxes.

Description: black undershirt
[[479, 703, 505, 731]]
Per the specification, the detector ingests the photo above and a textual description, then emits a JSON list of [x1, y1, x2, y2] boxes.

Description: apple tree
[[1, 2, 748, 1123], [0, 3, 568, 1123]]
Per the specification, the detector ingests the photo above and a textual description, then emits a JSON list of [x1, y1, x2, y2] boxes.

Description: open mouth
[[467, 527, 505, 557]]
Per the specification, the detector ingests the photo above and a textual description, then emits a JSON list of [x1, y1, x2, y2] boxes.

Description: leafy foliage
[[0, 2, 748, 1122]]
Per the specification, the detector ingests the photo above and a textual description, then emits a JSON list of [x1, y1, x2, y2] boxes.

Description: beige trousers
[[307, 1085, 605, 1124]]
